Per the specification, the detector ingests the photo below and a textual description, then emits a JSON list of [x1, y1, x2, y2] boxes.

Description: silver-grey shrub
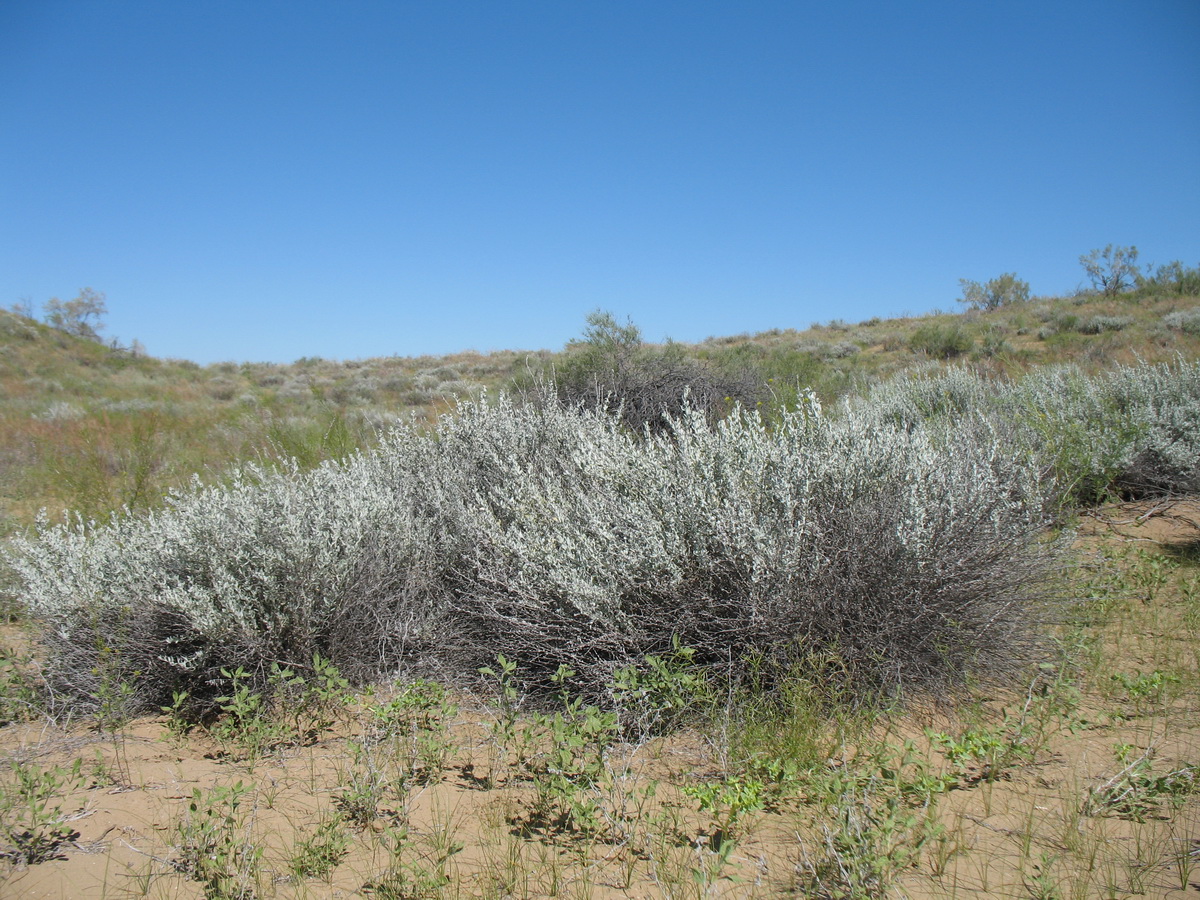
[[1094, 359, 1200, 495], [856, 358, 1200, 504], [996, 360, 1200, 499], [1163, 307, 1200, 335], [6, 390, 1060, 710], [1078, 315, 1133, 334], [441, 397, 1055, 697], [8, 443, 450, 710]]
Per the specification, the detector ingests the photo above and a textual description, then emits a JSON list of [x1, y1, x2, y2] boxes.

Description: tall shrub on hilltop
[[42, 287, 108, 341], [957, 273, 1030, 310], [1080, 245, 1141, 296]]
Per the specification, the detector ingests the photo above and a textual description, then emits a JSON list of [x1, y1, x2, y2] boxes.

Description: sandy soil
[[2, 501, 1199, 899]]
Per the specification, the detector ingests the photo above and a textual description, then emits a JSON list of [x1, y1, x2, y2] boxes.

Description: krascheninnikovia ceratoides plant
[[21, 361, 1182, 705]]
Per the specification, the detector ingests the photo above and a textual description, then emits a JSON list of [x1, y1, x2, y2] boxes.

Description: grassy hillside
[[1, 282, 1200, 898], [0, 310, 534, 531], [4, 286, 1198, 533]]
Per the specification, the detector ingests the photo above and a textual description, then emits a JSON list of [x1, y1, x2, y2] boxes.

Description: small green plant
[[92, 647, 137, 734], [211, 666, 287, 768], [288, 813, 349, 881], [797, 756, 938, 900], [519, 664, 619, 836], [172, 780, 263, 899], [927, 672, 1076, 786], [928, 716, 1036, 784], [0, 758, 85, 865], [0, 645, 40, 725], [1183, 576, 1200, 630], [1024, 852, 1065, 900], [161, 689, 193, 744], [1129, 548, 1172, 602], [1168, 832, 1197, 892], [362, 825, 461, 899], [280, 653, 352, 741], [369, 679, 458, 784], [682, 773, 767, 850], [91, 644, 137, 785], [1084, 743, 1198, 822], [335, 738, 406, 829], [611, 637, 710, 738], [479, 654, 524, 785], [1108, 669, 1180, 713]]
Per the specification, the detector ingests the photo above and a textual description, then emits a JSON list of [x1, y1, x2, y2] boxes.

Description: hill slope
[[3, 288, 1199, 531]]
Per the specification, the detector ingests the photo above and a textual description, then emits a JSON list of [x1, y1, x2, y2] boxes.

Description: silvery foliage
[[7, 437, 448, 706], [6, 386, 1061, 708], [1163, 307, 1200, 336], [858, 358, 1200, 502], [1091, 358, 1200, 495]]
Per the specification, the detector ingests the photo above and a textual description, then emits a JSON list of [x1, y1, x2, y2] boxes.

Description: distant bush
[[977, 327, 1012, 357], [827, 341, 861, 358], [434, 379, 483, 397], [958, 273, 1030, 311], [1078, 315, 1134, 334], [908, 323, 973, 358], [1137, 261, 1200, 297], [34, 402, 85, 422], [1052, 313, 1081, 332], [1163, 307, 1200, 335], [0, 311, 38, 341], [1080, 245, 1140, 296], [6, 389, 1060, 713]]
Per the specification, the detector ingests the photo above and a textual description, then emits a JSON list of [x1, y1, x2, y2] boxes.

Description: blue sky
[[2, 1, 1198, 364]]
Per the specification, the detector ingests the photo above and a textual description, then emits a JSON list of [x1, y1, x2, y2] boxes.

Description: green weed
[[0, 644, 40, 725], [288, 813, 350, 881], [682, 773, 766, 849], [610, 636, 711, 738], [0, 757, 85, 866], [1084, 743, 1198, 822], [522, 665, 620, 836], [211, 666, 287, 768], [171, 780, 263, 899], [335, 738, 408, 829], [797, 751, 940, 900], [369, 679, 458, 785], [362, 825, 462, 899]]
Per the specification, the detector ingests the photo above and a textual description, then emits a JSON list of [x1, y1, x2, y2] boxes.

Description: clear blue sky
[[3, 1, 1198, 364]]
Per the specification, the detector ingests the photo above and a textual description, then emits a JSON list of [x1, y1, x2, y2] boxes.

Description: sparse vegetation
[[6, 380, 1067, 711], [0, 262, 1198, 897]]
